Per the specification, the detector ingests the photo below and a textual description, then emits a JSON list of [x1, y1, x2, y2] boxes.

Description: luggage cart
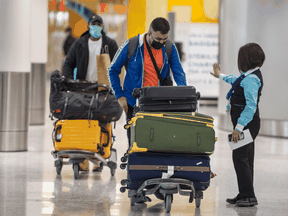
[[51, 148, 117, 179], [119, 178, 204, 213]]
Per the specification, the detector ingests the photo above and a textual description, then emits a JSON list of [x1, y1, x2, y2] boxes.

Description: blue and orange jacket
[[108, 33, 187, 107]]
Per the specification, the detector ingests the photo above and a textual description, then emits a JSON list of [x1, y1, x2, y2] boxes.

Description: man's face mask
[[89, 25, 102, 38], [149, 32, 166, 50]]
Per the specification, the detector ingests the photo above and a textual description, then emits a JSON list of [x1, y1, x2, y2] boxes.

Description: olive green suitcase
[[126, 112, 216, 155]]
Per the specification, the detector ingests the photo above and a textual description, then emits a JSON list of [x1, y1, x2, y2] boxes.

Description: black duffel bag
[[62, 78, 99, 92], [49, 70, 123, 122]]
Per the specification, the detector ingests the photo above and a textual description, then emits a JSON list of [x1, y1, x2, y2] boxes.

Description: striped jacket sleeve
[[108, 39, 129, 99], [170, 43, 187, 86]]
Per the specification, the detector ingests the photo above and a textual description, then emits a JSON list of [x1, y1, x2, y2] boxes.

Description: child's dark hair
[[237, 43, 265, 72]]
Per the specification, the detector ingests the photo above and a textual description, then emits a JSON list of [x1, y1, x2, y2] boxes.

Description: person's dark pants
[[231, 113, 260, 199], [126, 104, 134, 147]]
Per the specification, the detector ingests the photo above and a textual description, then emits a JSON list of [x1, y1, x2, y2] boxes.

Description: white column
[[0, 0, 31, 151], [29, 0, 48, 125]]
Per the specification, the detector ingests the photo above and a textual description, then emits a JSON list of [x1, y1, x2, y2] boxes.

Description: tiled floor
[[1, 82, 288, 216]]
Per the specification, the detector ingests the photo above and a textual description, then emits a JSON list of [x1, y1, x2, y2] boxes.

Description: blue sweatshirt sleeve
[[108, 39, 129, 99], [235, 74, 261, 132], [169, 43, 187, 86]]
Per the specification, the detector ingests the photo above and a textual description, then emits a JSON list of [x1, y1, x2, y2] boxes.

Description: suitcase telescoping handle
[[54, 125, 62, 142], [132, 88, 141, 99], [133, 88, 201, 100], [196, 92, 201, 100]]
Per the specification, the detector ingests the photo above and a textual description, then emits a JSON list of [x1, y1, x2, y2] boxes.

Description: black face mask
[[151, 40, 165, 50], [149, 32, 166, 50]]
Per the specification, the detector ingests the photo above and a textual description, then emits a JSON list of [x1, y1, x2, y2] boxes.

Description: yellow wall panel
[[168, 0, 218, 23], [127, 0, 146, 38], [145, 0, 168, 32], [171, 5, 191, 22], [204, 0, 219, 19]]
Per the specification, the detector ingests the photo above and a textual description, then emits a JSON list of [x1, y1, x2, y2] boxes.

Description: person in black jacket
[[211, 43, 265, 207], [63, 27, 76, 57], [63, 15, 118, 81], [62, 15, 118, 172]]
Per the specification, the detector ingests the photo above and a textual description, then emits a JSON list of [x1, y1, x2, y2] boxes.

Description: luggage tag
[[162, 166, 174, 179]]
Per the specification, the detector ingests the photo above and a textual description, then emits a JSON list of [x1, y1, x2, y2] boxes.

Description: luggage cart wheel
[[165, 194, 172, 213], [110, 168, 116, 176], [121, 156, 127, 162], [120, 187, 126, 193], [55, 160, 63, 175], [130, 196, 136, 206], [121, 179, 129, 186], [107, 161, 117, 176], [73, 164, 80, 179], [195, 197, 201, 208], [120, 163, 127, 169]]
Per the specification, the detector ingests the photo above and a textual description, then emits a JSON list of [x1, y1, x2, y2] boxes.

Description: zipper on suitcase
[[197, 133, 201, 146], [150, 128, 154, 141], [136, 113, 214, 127]]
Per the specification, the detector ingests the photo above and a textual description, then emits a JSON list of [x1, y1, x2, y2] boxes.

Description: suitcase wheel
[[165, 194, 172, 213], [130, 196, 136, 206], [121, 156, 127, 162], [195, 197, 201, 207], [195, 191, 203, 207], [121, 179, 129, 186], [73, 163, 80, 179], [107, 161, 117, 176], [54, 159, 63, 175], [120, 163, 127, 169], [120, 187, 127, 193], [110, 168, 116, 176]]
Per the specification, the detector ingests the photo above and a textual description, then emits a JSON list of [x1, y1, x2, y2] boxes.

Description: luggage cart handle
[[84, 83, 113, 93], [196, 92, 201, 100], [54, 125, 62, 142], [101, 126, 110, 147]]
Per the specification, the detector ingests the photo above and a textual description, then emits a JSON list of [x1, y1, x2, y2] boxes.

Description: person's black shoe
[[226, 195, 240, 204], [236, 198, 258, 207]]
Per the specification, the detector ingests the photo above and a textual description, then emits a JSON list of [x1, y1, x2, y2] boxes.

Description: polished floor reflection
[[1, 85, 288, 216]]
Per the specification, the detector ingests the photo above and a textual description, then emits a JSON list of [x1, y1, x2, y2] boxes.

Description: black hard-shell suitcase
[[133, 86, 200, 112]]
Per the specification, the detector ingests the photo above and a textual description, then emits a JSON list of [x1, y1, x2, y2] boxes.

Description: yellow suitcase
[[53, 120, 113, 159]]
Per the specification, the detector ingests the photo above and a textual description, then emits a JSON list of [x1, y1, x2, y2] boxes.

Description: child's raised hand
[[210, 63, 221, 78]]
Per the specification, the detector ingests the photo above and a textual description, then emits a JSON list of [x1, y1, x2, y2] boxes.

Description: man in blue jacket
[[109, 17, 186, 204], [108, 17, 187, 125]]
